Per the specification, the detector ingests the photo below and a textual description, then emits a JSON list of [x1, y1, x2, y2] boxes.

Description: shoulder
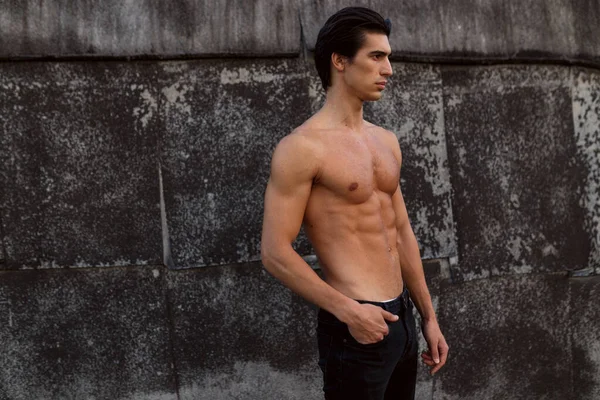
[[270, 127, 323, 181], [273, 127, 323, 163]]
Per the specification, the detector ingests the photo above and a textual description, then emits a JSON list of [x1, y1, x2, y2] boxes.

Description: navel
[[348, 182, 359, 191]]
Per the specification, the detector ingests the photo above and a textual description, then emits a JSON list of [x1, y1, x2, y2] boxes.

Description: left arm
[[386, 131, 449, 375], [391, 185, 448, 375]]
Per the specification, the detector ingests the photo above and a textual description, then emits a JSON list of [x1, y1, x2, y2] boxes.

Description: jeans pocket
[[344, 328, 390, 351]]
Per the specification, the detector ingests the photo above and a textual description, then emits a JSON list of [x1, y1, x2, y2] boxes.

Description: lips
[[376, 82, 386, 89]]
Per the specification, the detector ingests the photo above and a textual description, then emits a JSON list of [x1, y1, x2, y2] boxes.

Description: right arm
[[260, 133, 397, 343]]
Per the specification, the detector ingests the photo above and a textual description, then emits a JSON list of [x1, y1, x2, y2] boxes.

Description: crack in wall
[[159, 161, 174, 269]]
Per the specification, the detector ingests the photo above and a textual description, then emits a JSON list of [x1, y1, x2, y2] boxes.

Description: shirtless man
[[261, 7, 448, 399]]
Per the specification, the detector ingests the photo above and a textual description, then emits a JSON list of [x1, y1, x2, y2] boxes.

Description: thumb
[[430, 340, 440, 364], [381, 310, 399, 322]]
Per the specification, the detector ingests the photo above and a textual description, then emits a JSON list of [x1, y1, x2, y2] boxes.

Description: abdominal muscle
[[304, 188, 404, 302]]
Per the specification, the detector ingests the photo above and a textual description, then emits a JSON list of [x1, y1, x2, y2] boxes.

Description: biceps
[[262, 179, 312, 246]]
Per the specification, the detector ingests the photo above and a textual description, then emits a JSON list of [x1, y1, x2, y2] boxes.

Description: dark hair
[[314, 7, 391, 90]]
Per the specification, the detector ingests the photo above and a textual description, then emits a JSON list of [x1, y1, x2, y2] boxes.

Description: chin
[[363, 92, 383, 102]]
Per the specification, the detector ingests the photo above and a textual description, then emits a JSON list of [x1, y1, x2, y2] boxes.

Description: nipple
[[348, 182, 359, 191]]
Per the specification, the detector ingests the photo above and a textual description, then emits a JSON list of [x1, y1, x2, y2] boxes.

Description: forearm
[[397, 226, 437, 322], [262, 245, 359, 323]]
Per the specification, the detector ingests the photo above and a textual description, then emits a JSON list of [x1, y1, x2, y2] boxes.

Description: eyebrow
[[368, 50, 391, 57]]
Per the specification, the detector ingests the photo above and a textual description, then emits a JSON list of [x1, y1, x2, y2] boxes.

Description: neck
[[319, 83, 365, 131]]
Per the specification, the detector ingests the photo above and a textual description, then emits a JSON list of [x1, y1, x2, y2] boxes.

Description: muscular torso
[[302, 123, 405, 301]]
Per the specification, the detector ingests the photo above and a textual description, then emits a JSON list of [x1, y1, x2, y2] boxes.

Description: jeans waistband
[[354, 286, 411, 313], [318, 287, 411, 326]]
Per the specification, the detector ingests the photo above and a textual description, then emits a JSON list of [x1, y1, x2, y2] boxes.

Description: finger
[[381, 310, 399, 322], [422, 359, 435, 366], [364, 333, 386, 344], [368, 336, 385, 344], [421, 354, 435, 364], [421, 352, 433, 361]]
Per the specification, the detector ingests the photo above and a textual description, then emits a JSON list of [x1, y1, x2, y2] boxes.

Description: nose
[[381, 58, 393, 77]]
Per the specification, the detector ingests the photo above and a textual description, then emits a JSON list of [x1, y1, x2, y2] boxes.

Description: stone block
[[159, 59, 314, 268], [0, 62, 163, 269], [572, 68, 600, 274], [443, 65, 589, 281], [434, 273, 573, 400], [0, 0, 300, 58], [167, 261, 321, 399], [0, 266, 176, 399]]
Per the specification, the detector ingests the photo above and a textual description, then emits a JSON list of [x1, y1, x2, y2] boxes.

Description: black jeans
[[317, 288, 418, 400]]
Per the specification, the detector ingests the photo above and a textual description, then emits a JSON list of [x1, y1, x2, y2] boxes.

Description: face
[[335, 32, 393, 101]]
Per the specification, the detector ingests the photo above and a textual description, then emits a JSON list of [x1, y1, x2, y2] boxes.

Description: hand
[[420, 319, 449, 375], [347, 303, 399, 344]]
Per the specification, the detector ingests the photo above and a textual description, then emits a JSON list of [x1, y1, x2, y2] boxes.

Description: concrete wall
[[2, 0, 600, 66], [1, 1, 599, 399]]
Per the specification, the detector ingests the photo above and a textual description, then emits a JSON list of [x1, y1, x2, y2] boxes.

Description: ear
[[331, 52, 346, 72]]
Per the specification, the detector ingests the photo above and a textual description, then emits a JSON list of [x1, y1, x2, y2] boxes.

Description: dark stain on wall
[[443, 65, 590, 281], [0, 62, 163, 269], [166, 261, 319, 395], [570, 277, 600, 399], [437, 273, 574, 399], [0, 267, 177, 399], [158, 59, 315, 268]]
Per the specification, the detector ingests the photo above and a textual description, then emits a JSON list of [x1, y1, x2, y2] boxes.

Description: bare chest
[[316, 135, 400, 202]]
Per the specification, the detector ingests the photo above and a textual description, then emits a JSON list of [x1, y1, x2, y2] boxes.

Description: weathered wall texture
[[0, 0, 300, 57], [573, 69, 600, 276], [159, 60, 314, 268], [444, 65, 590, 281], [300, 0, 600, 65], [2, 59, 599, 400], [0, 62, 162, 269], [437, 274, 600, 400], [0, 60, 455, 269], [1, 1, 599, 399], [2, 0, 600, 67], [0, 267, 177, 400]]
